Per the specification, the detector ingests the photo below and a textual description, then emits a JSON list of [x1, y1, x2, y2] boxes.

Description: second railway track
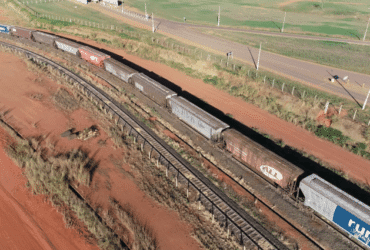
[[0, 41, 289, 250]]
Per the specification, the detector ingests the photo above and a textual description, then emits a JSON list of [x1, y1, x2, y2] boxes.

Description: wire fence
[[21, 0, 66, 4], [9, 0, 370, 127]]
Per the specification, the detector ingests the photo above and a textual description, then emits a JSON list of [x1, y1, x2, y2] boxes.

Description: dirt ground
[[0, 129, 100, 250], [52, 32, 370, 187], [0, 51, 203, 250]]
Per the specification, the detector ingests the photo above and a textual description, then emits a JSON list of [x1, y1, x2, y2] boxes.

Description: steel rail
[[0, 41, 288, 250]]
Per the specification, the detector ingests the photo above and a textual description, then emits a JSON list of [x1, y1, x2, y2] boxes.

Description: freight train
[[1, 24, 370, 248]]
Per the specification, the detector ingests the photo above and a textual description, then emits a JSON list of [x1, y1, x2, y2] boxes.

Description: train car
[[32, 31, 57, 46], [55, 38, 81, 56], [222, 129, 304, 190], [103, 58, 137, 83], [9, 26, 34, 40], [169, 96, 229, 141], [130, 73, 177, 107], [78, 46, 110, 67], [300, 174, 370, 247], [0, 23, 11, 34]]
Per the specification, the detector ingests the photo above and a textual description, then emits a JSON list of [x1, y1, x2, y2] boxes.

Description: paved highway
[[101, 5, 370, 107]]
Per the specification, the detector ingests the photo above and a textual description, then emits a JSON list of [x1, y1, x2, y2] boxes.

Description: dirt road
[[52, 32, 370, 191], [98, 5, 370, 106]]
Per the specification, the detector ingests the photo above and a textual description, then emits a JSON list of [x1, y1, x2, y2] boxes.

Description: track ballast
[[0, 40, 288, 250]]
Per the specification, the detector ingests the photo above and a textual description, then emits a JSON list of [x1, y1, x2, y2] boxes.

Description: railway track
[[90, 57, 364, 250], [0, 41, 288, 250]]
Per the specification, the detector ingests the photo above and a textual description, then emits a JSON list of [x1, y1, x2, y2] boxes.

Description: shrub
[[203, 75, 220, 86], [315, 126, 350, 146], [364, 126, 370, 141]]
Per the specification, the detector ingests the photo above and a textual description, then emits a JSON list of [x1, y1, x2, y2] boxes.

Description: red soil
[[52, 33, 370, 186], [0, 128, 99, 250], [0, 51, 202, 250], [316, 107, 348, 127]]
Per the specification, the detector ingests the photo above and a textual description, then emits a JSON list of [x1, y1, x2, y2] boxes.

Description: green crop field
[[123, 0, 370, 39]]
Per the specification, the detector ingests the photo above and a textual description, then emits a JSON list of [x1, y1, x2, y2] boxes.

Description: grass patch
[[200, 29, 370, 75], [2, 126, 123, 249], [53, 87, 80, 111], [315, 126, 350, 146], [110, 199, 159, 250]]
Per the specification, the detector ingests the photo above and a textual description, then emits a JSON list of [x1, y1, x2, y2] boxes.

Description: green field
[[123, 0, 370, 39], [27, 0, 137, 30], [199, 28, 370, 75]]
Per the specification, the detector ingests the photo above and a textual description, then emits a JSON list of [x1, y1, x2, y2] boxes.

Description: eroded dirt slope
[[0, 51, 203, 250]]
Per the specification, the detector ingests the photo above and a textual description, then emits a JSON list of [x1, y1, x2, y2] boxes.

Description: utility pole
[[256, 42, 262, 70], [363, 17, 370, 41], [217, 6, 220, 27], [152, 13, 155, 33], [282, 12, 286, 33], [321, 0, 324, 9], [362, 87, 370, 110]]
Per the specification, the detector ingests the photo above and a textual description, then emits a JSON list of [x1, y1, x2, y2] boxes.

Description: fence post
[[353, 110, 357, 120], [302, 90, 305, 99], [248, 70, 250, 76], [292, 86, 295, 95], [368, 119, 370, 126], [282, 82, 285, 92], [264, 76, 266, 84], [324, 101, 329, 114], [272, 79, 275, 88], [339, 105, 342, 115], [187, 181, 189, 198]]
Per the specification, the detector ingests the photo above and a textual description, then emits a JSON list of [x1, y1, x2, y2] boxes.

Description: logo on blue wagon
[[333, 206, 370, 246], [260, 165, 283, 181]]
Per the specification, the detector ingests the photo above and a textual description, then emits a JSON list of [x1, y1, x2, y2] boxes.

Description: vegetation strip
[[0, 41, 288, 249], [5, 0, 370, 160], [0, 117, 125, 250]]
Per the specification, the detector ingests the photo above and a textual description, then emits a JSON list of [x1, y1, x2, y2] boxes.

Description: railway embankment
[[0, 33, 364, 249]]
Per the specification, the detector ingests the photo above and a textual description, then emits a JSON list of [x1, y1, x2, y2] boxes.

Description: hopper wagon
[[103, 58, 138, 83], [131, 73, 177, 107], [10, 26, 34, 40], [300, 174, 370, 247], [223, 129, 304, 190], [169, 96, 229, 141], [78, 46, 110, 67], [54, 38, 81, 56], [32, 31, 58, 46]]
